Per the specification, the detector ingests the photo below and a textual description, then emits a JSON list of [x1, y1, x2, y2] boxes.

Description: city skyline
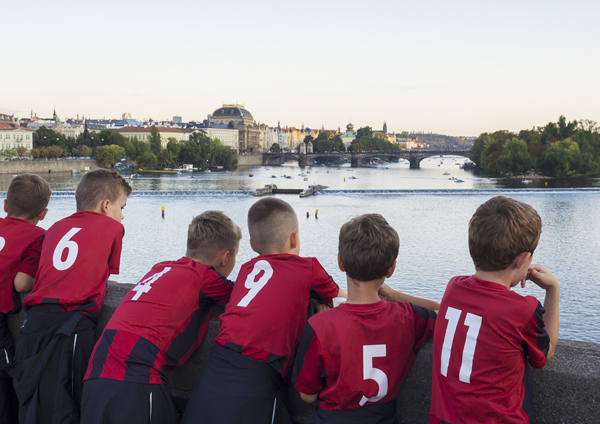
[[2, 0, 599, 137]]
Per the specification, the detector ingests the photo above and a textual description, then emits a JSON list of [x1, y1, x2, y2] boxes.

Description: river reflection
[[1, 159, 599, 343]]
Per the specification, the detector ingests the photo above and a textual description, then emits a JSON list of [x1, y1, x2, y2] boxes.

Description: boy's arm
[[13, 272, 35, 293], [300, 392, 319, 403], [378, 283, 440, 311], [527, 264, 560, 360]]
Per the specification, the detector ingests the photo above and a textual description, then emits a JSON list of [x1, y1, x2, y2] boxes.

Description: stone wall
[[8, 282, 600, 423], [236, 154, 263, 167], [0, 159, 98, 174]]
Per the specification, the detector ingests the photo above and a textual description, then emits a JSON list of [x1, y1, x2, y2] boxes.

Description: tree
[[1, 149, 17, 159], [540, 138, 580, 177], [95, 145, 126, 167], [496, 138, 533, 175], [47, 146, 63, 158], [16, 146, 29, 158], [137, 151, 158, 167], [270, 143, 281, 153], [148, 126, 162, 157], [33, 126, 66, 149]]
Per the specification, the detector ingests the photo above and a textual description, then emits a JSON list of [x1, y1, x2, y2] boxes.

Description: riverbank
[[0, 159, 98, 174]]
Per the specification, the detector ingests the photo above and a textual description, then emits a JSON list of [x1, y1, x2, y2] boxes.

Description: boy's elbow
[[13, 272, 35, 293], [546, 343, 556, 361], [300, 392, 319, 404]]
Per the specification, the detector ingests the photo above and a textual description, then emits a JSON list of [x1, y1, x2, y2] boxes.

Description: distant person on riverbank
[[8, 169, 131, 424], [0, 174, 51, 423], [81, 210, 242, 424], [293, 213, 438, 423], [430, 196, 560, 424], [181, 197, 346, 424]]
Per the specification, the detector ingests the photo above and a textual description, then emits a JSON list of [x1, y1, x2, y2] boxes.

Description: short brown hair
[[248, 198, 298, 254], [6, 174, 52, 219], [469, 196, 542, 271], [187, 211, 242, 260], [75, 169, 132, 212], [338, 214, 399, 282]]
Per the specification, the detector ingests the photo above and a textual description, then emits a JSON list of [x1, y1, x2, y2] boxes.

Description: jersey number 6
[[237, 260, 273, 307], [52, 228, 82, 271], [440, 307, 482, 384]]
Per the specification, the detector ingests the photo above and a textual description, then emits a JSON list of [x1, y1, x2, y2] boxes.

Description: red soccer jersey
[[293, 300, 436, 410], [84, 257, 233, 384], [0, 217, 46, 314], [214, 254, 339, 377], [24, 211, 124, 315], [430, 275, 550, 424]]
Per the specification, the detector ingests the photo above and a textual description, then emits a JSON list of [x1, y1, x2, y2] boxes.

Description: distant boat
[[443, 172, 450, 175], [454, 179, 465, 183], [522, 179, 533, 184], [249, 174, 254, 177]]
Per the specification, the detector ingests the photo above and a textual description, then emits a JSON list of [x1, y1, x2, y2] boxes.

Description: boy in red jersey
[[293, 214, 438, 424], [8, 169, 131, 424], [80, 210, 242, 424], [429, 196, 560, 424], [0, 174, 51, 424], [181, 197, 346, 424]]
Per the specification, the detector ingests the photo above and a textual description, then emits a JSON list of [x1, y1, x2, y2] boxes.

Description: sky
[[2, 0, 599, 136]]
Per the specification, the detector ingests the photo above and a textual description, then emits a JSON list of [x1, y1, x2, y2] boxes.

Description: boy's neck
[[6, 214, 38, 226], [346, 275, 384, 305], [474, 269, 514, 289]]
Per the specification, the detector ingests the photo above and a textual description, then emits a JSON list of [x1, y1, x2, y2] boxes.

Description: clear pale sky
[[2, 0, 599, 136]]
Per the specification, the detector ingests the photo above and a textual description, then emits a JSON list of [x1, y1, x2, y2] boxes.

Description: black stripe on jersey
[[533, 301, 550, 356], [40, 298, 61, 304], [88, 329, 117, 378], [291, 321, 316, 387], [224, 340, 243, 353], [266, 352, 286, 372], [208, 266, 234, 287], [160, 290, 214, 381], [124, 336, 160, 384], [410, 304, 437, 321]]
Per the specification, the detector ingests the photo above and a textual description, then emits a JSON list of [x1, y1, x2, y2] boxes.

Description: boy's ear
[[249, 239, 259, 254], [38, 208, 48, 221], [514, 252, 531, 269], [289, 231, 298, 250], [337, 253, 345, 272], [97, 199, 110, 215], [219, 248, 230, 266], [3, 199, 8, 213], [386, 259, 397, 278]]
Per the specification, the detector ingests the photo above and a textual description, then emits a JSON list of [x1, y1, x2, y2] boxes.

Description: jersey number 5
[[440, 307, 482, 383], [359, 344, 388, 406], [237, 260, 273, 307], [53, 228, 82, 271]]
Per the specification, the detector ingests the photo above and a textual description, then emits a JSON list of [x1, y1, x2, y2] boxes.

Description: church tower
[[383, 121, 388, 134]]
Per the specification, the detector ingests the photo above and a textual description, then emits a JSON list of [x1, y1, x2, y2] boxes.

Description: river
[[1, 156, 599, 343]]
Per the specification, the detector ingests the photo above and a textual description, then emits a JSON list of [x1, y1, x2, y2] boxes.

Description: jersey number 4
[[440, 307, 482, 383], [237, 260, 273, 307], [131, 267, 171, 300]]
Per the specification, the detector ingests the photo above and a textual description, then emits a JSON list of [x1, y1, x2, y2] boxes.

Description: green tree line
[[470, 116, 600, 177], [10, 126, 237, 170]]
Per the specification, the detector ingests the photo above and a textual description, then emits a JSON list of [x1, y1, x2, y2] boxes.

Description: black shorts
[[81, 379, 181, 424], [309, 400, 397, 424], [181, 345, 293, 424], [0, 313, 18, 424]]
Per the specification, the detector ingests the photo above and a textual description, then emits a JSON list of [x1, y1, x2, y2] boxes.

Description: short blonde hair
[[247, 198, 298, 254], [75, 169, 132, 212], [6, 174, 51, 219], [469, 196, 542, 271], [187, 211, 242, 260]]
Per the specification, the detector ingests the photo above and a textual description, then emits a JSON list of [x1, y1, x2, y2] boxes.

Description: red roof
[[0, 123, 32, 131]]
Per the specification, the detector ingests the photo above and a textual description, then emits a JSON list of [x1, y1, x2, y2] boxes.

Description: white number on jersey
[[359, 344, 388, 406], [52, 228, 82, 271], [237, 260, 273, 307], [0, 236, 5, 252], [131, 267, 171, 300], [440, 307, 482, 384]]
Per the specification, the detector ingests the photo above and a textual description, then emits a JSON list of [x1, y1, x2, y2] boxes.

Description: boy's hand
[[310, 299, 331, 314], [524, 264, 560, 290], [378, 283, 396, 302]]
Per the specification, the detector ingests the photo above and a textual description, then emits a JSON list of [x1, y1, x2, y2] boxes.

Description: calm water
[[2, 157, 599, 343]]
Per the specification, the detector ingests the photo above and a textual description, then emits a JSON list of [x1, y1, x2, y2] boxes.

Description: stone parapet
[[8, 282, 600, 423], [0, 159, 98, 174]]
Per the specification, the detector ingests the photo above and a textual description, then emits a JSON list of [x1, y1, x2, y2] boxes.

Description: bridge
[[261, 149, 472, 169]]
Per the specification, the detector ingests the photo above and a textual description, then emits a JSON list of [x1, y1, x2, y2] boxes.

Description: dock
[[253, 184, 328, 197]]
